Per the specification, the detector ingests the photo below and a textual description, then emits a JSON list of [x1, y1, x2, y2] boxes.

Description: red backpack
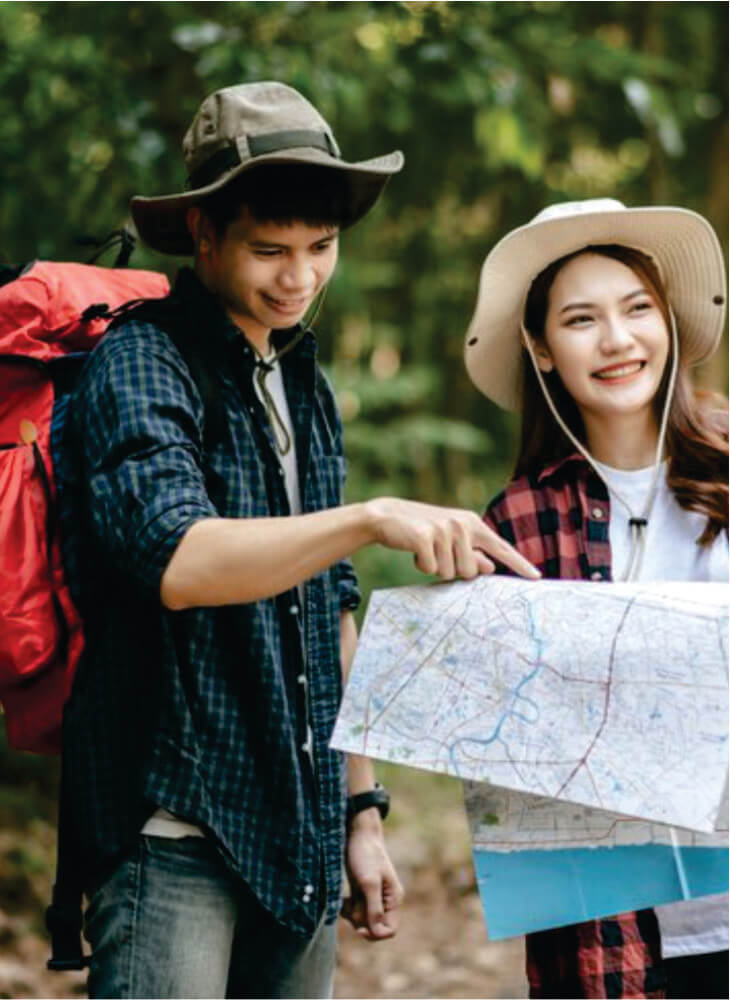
[[0, 259, 169, 754]]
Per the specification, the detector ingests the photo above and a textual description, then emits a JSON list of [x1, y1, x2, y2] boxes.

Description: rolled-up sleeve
[[320, 372, 361, 613], [74, 324, 217, 597]]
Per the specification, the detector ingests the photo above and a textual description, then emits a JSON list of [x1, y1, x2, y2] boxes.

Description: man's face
[[200, 206, 339, 353]]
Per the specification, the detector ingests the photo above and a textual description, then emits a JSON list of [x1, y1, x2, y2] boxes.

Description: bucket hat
[[464, 198, 727, 411], [131, 82, 404, 255]]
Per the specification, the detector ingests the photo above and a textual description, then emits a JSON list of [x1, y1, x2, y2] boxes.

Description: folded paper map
[[332, 578, 728, 833], [465, 781, 728, 939], [331, 577, 729, 937]]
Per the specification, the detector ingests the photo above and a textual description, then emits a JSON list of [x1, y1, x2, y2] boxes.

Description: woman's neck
[[583, 410, 661, 470]]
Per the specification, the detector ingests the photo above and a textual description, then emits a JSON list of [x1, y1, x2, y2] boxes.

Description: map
[[465, 781, 729, 853], [463, 782, 728, 939], [331, 578, 728, 833]]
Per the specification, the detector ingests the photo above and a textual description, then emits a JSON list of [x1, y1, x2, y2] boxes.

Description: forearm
[[161, 503, 375, 610], [160, 494, 540, 610]]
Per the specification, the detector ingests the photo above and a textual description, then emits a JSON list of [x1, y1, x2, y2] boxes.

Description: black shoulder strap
[[46, 763, 89, 970], [46, 297, 228, 973], [108, 297, 228, 451]]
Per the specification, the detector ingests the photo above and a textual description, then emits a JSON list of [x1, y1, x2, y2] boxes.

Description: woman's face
[[533, 251, 670, 430]]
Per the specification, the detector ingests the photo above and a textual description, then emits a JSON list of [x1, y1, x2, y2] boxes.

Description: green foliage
[[0, 0, 727, 676], [0, 0, 725, 667], [0, 5, 727, 952]]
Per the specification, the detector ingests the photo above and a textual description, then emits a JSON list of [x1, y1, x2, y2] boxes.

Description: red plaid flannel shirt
[[484, 452, 667, 1000]]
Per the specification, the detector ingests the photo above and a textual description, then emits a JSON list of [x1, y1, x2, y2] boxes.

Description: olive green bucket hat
[[131, 81, 405, 255]]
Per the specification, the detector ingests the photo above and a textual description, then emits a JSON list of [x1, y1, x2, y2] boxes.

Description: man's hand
[[341, 808, 404, 941], [363, 497, 540, 581], [162, 496, 538, 611]]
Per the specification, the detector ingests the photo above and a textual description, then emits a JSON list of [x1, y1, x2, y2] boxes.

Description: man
[[63, 82, 537, 998]]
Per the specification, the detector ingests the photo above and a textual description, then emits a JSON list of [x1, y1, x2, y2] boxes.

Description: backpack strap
[[96, 297, 228, 451], [46, 764, 89, 970], [46, 295, 228, 972]]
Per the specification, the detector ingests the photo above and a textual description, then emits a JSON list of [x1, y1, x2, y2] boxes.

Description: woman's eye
[[629, 300, 652, 314], [566, 313, 593, 326]]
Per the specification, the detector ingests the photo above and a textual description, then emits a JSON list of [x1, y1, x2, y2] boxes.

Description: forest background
[[0, 3, 727, 998]]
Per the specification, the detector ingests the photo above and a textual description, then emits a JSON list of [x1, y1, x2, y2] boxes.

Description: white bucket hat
[[464, 198, 727, 411]]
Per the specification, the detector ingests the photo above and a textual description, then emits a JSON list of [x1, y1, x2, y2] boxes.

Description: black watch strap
[[346, 782, 390, 823]]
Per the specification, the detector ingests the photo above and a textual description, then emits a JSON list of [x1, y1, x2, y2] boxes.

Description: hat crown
[[530, 198, 627, 227], [182, 82, 340, 177]]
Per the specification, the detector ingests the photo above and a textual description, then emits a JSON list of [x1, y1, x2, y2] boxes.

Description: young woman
[[464, 199, 728, 999]]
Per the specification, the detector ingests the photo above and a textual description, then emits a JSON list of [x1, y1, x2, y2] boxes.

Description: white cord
[[521, 308, 680, 581]]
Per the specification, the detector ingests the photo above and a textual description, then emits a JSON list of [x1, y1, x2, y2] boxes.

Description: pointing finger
[[477, 525, 541, 579]]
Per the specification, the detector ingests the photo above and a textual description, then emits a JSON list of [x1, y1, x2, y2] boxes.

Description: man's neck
[[193, 263, 272, 356], [238, 325, 272, 358]]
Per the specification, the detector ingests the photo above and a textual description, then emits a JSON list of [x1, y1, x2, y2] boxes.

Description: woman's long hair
[[516, 244, 728, 544]]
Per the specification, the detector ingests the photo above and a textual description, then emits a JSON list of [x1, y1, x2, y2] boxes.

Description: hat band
[[187, 130, 339, 191]]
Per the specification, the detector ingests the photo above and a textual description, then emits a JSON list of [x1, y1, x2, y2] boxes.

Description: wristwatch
[[346, 782, 390, 824]]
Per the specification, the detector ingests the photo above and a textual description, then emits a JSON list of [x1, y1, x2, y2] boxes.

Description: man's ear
[[186, 206, 211, 255]]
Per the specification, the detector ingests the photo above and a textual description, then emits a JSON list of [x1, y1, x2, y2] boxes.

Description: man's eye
[[255, 249, 280, 257]]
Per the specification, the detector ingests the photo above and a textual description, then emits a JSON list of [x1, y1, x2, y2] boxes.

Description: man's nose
[[279, 255, 314, 290]]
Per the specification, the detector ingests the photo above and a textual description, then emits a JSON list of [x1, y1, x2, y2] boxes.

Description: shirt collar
[[536, 450, 589, 484]]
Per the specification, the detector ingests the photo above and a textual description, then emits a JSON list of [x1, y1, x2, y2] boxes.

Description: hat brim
[[131, 148, 404, 256], [464, 206, 727, 411]]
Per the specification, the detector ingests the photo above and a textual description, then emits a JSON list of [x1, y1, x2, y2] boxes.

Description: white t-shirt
[[594, 459, 729, 959], [142, 354, 304, 840]]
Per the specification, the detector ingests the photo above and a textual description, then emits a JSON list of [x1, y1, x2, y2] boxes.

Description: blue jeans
[[84, 835, 337, 999]]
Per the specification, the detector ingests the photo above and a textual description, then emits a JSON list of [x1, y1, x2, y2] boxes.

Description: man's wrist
[[346, 782, 390, 826]]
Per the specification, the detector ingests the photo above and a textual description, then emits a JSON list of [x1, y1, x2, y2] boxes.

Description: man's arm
[[160, 498, 540, 610], [339, 610, 404, 941]]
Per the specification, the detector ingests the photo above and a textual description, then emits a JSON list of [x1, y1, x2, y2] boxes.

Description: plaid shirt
[[61, 268, 359, 936], [485, 452, 666, 999]]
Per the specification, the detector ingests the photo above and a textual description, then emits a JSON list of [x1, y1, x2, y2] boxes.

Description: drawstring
[[521, 308, 680, 581], [253, 352, 295, 455], [250, 286, 328, 456]]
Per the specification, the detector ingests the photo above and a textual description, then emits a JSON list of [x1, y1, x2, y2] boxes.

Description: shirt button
[[304, 883, 314, 894], [289, 604, 299, 615], [591, 507, 605, 519], [297, 674, 307, 685], [278, 467, 285, 476], [590, 571, 603, 581]]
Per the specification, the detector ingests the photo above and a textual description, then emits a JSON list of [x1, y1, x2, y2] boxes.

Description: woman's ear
[[531, 338, 555, 373]]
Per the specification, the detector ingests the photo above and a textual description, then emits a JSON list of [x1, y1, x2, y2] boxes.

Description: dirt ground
[[0, 768, 528, 999]]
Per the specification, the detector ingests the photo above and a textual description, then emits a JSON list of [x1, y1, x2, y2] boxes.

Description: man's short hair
[[196, 164, 351, 235]]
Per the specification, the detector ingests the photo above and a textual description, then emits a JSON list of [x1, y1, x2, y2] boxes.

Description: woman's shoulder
[[486, 473, 542, 520], [485, 455, 586, 521]]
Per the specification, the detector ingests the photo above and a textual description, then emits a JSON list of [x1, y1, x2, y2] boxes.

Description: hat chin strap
[[250, 284, 329, 456], [521, 310, 680, 582]]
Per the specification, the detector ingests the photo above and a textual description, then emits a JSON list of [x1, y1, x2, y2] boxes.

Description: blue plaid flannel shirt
[[61, 268, 360, 936]]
